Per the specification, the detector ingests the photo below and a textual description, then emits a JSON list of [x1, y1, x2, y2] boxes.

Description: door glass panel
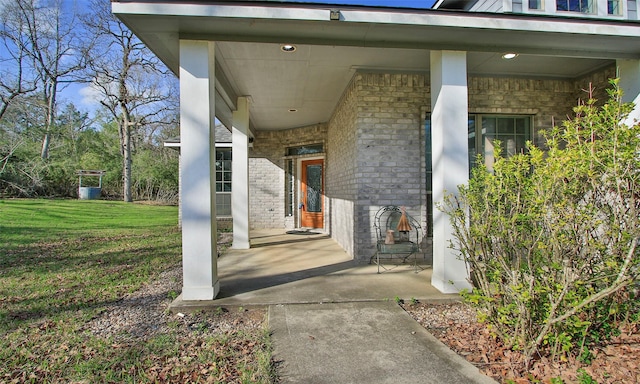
[[306, 164, 322, 213]]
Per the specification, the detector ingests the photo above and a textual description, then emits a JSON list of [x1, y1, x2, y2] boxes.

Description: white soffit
[[112, 1, 639, 130]]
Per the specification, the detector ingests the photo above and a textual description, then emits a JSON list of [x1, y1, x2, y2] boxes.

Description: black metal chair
[[371, 205, 423, 273]]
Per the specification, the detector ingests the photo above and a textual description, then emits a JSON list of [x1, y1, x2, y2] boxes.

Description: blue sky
[[66, 0, 437, 112], [80, 0, 438, 10], [276, 0, 436, 7]]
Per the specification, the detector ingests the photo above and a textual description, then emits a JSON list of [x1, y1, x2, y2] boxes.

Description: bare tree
[[84, 0, 176, 202], [0, 2, 38, 121], [8, 0, 91, 160]]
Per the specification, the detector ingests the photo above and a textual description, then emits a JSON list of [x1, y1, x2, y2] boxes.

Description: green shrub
[[442, 79, 640, 366]]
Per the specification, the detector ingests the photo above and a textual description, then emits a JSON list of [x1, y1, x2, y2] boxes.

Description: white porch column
[[232, 96, 250, 249], [179, 40, 219, 300], [430, 50, 473, 294], [617, 59, 640, 124]]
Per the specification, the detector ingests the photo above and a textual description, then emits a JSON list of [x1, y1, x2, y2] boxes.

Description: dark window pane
[[285, 159, 294, 216], [306, 164, 322, 213], [216, 193, 231, 216], [516, 136, 527, 153], [557, 0, 593, 12], [497, 118, 513, 134], [482, 117, 496, 135]]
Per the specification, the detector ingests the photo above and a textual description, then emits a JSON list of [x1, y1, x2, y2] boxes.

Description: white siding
[[628, 0, 638, 19]]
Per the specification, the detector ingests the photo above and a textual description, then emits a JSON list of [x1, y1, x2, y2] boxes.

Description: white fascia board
[[112, 2, 331, 22], [340, 10, 640, 38], [112, 2, 640, 39]]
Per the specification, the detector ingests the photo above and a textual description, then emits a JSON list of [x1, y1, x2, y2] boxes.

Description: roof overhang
[[112, 1, 640, 130]]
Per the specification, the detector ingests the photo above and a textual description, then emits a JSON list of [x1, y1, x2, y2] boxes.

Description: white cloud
[[78, 84, 103, 107]]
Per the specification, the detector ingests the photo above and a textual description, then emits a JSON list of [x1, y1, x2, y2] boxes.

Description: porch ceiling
[[112, 1, 640, 131]]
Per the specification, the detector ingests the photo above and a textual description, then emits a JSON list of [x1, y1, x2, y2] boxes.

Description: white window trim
[[215, 146, 232, 217], [520, 0, 626, 18]]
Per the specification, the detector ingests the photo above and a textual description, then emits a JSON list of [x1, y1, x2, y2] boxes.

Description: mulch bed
[[402, 302, 640, 383]]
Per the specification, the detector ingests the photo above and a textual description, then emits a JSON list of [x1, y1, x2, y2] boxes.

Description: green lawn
[[0, 199, 274, 383]]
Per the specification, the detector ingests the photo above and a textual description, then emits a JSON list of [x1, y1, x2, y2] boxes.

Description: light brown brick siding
[[247, 64, 617, 260]]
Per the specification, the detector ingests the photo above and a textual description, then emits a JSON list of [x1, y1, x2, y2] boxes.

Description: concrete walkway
[[170, 230, 496, 384], [271, 301, 496, 384]]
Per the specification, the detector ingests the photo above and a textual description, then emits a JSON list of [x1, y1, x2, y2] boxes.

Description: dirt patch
[[402, 302, 640, 383], [82, 266, 272, 383]]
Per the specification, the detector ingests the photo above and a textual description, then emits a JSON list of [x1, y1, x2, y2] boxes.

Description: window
[[529, 0, 544, 10], [286, 144, 324, 156], [556, 0, 594, 13], [215, 148, 232, 216], [608, 0, 621, 14], [426, 114, 532, 237], [424, 116, 433, 237], [285, 159, 294, 216], [467, 116, 478, 176], [216, 194, 232, 217], [468, 115, 532, 172]]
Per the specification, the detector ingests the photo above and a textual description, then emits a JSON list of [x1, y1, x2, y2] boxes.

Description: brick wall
[[468, 76, 576, 148], [244, 65, 616, 257], [249, 124, 327, 229], [467, 64, 617, 148], [327, 78, 358, 255], [352, 73, 428, 261], [572, 65, 617, 106], [336, 67, 616, 261]]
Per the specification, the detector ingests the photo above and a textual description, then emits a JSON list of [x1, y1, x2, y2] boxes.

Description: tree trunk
[[40, 133, 51, 160], [40, 80, 57, 160], [122, 116, 133, 203]]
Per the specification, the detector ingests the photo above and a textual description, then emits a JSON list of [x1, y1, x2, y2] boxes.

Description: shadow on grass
[[0, 238, 181, 333]]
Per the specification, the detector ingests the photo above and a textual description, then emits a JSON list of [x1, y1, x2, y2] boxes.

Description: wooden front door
[[300, 159, 324, 228]]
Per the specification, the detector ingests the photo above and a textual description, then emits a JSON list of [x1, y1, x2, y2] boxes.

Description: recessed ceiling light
[[281, 44, 296, 53], [288, 108, 298, 112], [502, 52, 518, 60]]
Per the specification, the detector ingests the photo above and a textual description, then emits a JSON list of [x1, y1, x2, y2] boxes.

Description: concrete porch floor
[[167, 230, 497, 384], [170, 229, 458, 308]]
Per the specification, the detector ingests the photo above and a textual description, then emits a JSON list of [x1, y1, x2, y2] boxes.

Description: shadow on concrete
[[171, 229, 455, 308], [249, 234, 330, 248], [217, 259, 359, 298]]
